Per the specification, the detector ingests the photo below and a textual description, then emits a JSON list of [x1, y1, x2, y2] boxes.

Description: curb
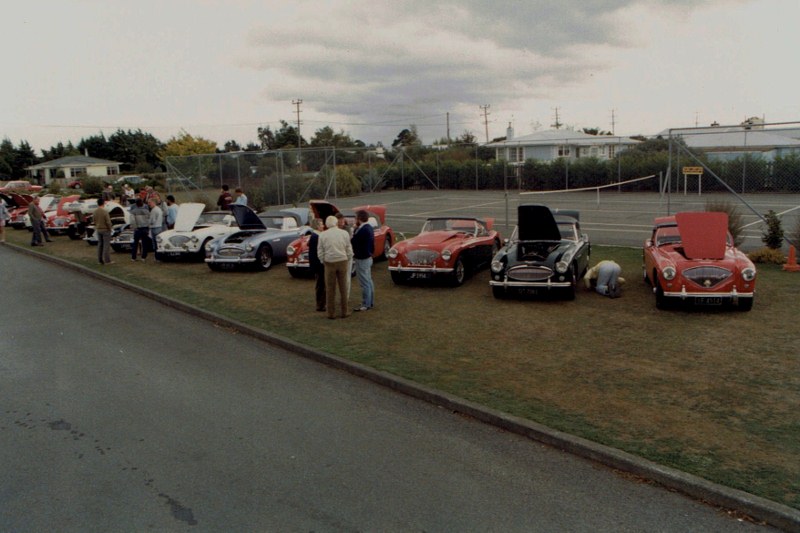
[[9, 243, 800, 532]]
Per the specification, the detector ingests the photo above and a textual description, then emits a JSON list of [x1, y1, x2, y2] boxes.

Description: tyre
[[380, 236, 392, 261], [655, 285, 667, 310], [208, 262, 223, 272], [288, 267, 305, 279], [563, 265, 577, 300], [739, 297, 753, 312], [492, 285, 506, 299], [67, 223, 85, 240], [450, 258, 466, 287], [256, 244, 273, 271]]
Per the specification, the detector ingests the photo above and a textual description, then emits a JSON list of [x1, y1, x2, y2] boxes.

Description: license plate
[[166, 251, 182, 257], [518, 287, 540, 296], [695, 296, 723, 305]]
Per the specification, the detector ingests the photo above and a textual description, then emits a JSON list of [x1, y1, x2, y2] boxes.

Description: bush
[[82, 177, 105, 195], [48, 180, 62, 195], [761, 210, 784, 249], [705, 200, 744, 247], [747, 247, 786, 264]]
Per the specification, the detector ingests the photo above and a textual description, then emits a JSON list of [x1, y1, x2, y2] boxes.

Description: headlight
[[555, 260, 569, 274], [491, 260, 504, 273], [286, 245, 295, 255], [741, 267, 756, 281], [156, 235, 163, 244], [245, 244, 254, 252], [205, 242, 213, 252], [190, 236, 199, 243], [388, 248, 398, 259], [662, 266, 677, 280], [441, 249, 452, 261]]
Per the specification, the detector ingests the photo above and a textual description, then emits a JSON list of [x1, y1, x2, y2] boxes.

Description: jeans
[[132, 227, 150, 259], [595, 261, 622, 296], [96, 230, 112, 264], [150, 228, 163, 254], [354, 257, 374, 308]]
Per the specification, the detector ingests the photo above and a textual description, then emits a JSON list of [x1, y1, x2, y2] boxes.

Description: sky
[[2, 0, 799, 154]]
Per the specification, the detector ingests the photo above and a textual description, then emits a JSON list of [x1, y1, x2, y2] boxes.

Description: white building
[[26, 155, 122, 185]]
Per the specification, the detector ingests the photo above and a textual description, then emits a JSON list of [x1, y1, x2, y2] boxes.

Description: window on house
[[557, 145, 570, 157], [71, 167, 87, 177], [107, 166, 119, 175], [590, 146, 599, 157], [608, 145, 616, 158]]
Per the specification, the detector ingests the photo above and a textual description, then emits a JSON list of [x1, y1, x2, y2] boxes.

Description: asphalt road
[[330, 189, 800, 250], [0, 247, 776, 532]]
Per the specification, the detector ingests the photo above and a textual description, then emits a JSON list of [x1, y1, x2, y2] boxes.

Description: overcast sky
[[2, 0, 798, 153]]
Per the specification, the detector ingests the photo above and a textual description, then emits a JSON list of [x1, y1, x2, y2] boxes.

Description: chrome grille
[[169, 235, 191, 246], [406, 249, 439, 265], [218, 248, 244, 257], [683, 266, 731, 288], [508, 265, 553, 281]]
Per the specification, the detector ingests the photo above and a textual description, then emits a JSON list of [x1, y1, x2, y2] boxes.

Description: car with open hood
[[155, 203, 237, 261], [490, 204, 590, 299], [82, 201, 131, 245], [23, 195, 81, 235], [1, 192, 35, 229], [285, 200, 394, 278], [205, 206, 311, 271], [643, 212, 756, 311], [387, 216, 501, 286]]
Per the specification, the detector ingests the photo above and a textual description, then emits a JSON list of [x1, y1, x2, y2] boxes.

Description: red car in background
[[388, 216, 501, 286], [285, 200, 394, 278], [643, 212, 756, 311], [42, 194, 81, 235], [1, 192, 35, 229], [0, 180, 43, 194]]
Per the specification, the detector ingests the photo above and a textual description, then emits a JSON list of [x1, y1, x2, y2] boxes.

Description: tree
[[309, 126, 359, 148], [224, 140, 242, 152], [77, 132, 112, 160], [455, 130, 477, 145], [391, 125, 421, 148], [274, 120, 306, 149], [41, 141, 80, 160], [582, 127, 613, 136], [158, 131, 218, 160], [257, 126, 276, 150], [762, 210, 785, 249], [14, 141, 37, 177], [107, 129, 164, 171]]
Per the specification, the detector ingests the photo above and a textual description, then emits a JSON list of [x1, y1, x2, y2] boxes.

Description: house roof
[[26, 155, 121, 170], [487, 129, 639, 148]]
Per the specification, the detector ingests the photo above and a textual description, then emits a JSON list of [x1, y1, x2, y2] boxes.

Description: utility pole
[[551, 107, 562, 130], [611, 109, 616, 135], [446, 112, 451, 145], [480, 104, 490, 143], [292, 99, 303, 167]]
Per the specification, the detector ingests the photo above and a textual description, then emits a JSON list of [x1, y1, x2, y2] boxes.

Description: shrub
[[761, 210, 784, 249], [82, 177, 105, 195], [705, 200, 744, 247], [48, 180, 62, 195], [747, 247, 786, 264]]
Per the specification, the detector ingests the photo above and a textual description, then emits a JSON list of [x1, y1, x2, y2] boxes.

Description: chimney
[[84, 148, 89, 157], [506, 122, 514, 141]]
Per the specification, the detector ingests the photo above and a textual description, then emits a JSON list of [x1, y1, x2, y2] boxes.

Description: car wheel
[[450, 257, 466, 287], [492, 285, 506, 299], [390, 271, 409, 284], [257, 244, 273, 271], [67, 223, 85, 240], [739, 297, 753, 312], [655, 284, 667, 310], [111, 244, 124, 253], [288, 267, 304, 279], [380, 236, 392, 261], [208, 262, 223, 272]]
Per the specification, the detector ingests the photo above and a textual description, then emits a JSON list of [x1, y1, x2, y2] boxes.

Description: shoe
[[327, 316, 336, 320], [315, 308, 326, 312], [105, 261, 115, 265], [131, 258, 137, 262], [354, 306, 368, 312], [342, 313, 351, 318]]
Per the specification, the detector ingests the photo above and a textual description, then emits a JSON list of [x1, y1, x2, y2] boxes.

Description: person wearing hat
[[317, 214, 353, 319]]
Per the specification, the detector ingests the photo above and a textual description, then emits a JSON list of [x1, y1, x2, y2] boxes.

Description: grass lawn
[[7, 228, 800, 510]]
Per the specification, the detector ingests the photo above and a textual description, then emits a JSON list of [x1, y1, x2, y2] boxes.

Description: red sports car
[[1, 192, 35, 229], [42, 194, 81, 235], [643, 212, 756, 311], [388, 216, 501, 286], [285, 200, 394, 278]]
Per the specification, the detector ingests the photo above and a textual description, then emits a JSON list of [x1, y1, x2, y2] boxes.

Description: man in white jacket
[[317, 215, 354, 319]]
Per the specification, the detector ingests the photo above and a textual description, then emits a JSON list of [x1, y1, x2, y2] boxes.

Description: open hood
[[353, 204, 387, 225], [230, 204, 265, 230], [309, 200, 340, 222], [174, 203, 206, 232], [676, 212, 728, 259], [56, 195, 80, 216], [0, 192, 32, 209], [517, 204, 561, 241]]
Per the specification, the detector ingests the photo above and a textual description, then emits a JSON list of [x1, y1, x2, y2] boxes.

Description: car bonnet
[[174, 203, 207, 232], [675, 211, 728, 259], [517, 204, 561, 241], [230, 204, 265, 230], [309, 200, 339, 221]]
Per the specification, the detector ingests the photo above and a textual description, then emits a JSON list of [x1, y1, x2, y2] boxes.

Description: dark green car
[[489, 204, 590, 300]]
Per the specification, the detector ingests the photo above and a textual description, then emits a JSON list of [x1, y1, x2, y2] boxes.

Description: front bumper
[[388, 265, 454, 274], [490, 278, 571, 288]]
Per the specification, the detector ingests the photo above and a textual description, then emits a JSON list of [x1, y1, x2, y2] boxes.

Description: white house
[[487, 126, 640, 165], [659, 124, 800, 162], [26, 155, 122, 185]]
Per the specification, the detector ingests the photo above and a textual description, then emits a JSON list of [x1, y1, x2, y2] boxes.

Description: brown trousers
[[324, 260, 349, 318]]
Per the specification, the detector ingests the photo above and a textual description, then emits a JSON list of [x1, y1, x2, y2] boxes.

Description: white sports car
[[155, 203, 238, 261]]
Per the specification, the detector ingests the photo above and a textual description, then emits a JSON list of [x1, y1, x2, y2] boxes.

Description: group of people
[[309, 210, 375, 319], [216, 184, 248, 210]]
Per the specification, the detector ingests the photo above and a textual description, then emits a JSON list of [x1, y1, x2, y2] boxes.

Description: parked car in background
[[63, 198, 99, 240], [83, 201, 130, 245], [114, 175, 145, 186], [67, 180, 82, 189], [643, 212, 756, 311], [490, 204, 590, 300], [0, 180, 43, 193], [205, 206, 311, 271], [36, 195, 81, 236], [155, 203, 238, 261], [388, 216, 500, 286], [285, 200, 394, 278], [0, 192, 34, 229]]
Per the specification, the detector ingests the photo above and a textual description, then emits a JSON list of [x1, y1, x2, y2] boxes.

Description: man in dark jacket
[[351, 210, 375, 311], [308, 218, 326, 312]]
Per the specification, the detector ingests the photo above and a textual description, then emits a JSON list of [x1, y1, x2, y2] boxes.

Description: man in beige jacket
[[317, 215, 353, 319]]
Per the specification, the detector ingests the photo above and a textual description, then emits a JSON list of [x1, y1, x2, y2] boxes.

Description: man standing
[[28, 197, 45, 246], [351, 210, 375, 311], [93, 197, 113, 265], [317, 215, 353, 319], [216, 185, 233, 210], [129, 198, 151, 261], [148, 198, 164, 258], [307, 218, 326, 312], [165, 195, 178, 230]]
